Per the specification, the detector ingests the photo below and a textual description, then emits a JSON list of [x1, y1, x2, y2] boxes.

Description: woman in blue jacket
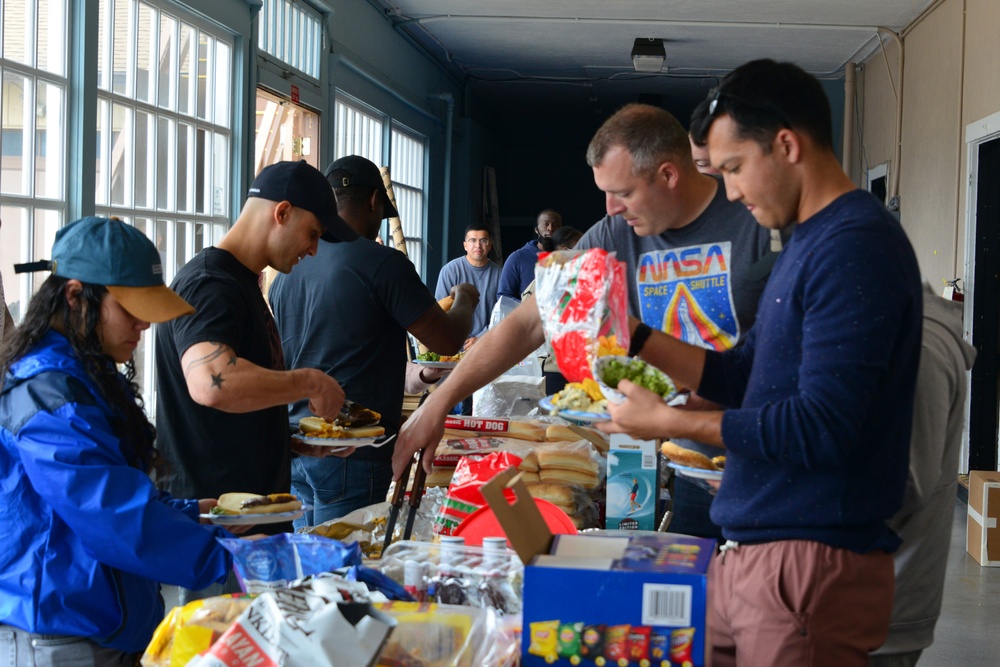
[[0, 217, 235, 665]]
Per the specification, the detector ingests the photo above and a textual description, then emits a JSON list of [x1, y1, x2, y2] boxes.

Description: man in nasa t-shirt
[[574, 103, 772, 540], [577, 189, 769, 354]]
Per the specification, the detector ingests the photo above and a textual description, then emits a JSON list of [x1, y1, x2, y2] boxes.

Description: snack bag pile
[[534, 248, 629, 382], [141, 595, 251, 667], [187, 574, 395, 667], [218, 532, 408, 599]]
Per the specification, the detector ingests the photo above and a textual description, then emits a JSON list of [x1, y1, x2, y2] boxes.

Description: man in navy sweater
[[601, 59, 923, 666]]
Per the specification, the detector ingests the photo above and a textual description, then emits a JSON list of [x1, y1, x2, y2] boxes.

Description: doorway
[[967, 134, 1000, 471], [254, 88, 321, 172]]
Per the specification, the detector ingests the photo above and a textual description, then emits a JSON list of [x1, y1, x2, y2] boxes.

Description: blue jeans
[[0, 624, 139, 667], [291, 456, 394, 529]]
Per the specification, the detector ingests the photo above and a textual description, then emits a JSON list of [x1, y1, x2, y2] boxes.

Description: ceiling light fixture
[[631, 38, 665, 73]]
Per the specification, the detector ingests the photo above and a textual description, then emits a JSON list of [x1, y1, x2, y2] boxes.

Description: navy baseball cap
[[248, 160, 357, 242], [14, 216, 194, 323], [324, 155, 400, 219]]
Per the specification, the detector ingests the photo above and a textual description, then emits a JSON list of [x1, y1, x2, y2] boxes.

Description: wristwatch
[[628, 322, 653, 357]]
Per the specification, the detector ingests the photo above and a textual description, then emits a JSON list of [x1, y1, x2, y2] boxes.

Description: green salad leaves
[[600, 357, 675, 397]]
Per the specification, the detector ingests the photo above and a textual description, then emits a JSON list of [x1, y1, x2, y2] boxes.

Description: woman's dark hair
[[0, 275, 157, 472], [551, 226, 583, 250]]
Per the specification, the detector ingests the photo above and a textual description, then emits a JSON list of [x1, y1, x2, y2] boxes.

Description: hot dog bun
[[215, 492, 302, 515], [661, 441, 719, 471], [438, 295, 455, 312], [535, 448, 599, 476], [538, 468, 600, 489], [525, 482, 576, 505]]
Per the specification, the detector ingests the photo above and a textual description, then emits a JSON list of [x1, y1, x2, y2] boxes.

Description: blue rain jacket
[[0, 330, 232, 652]]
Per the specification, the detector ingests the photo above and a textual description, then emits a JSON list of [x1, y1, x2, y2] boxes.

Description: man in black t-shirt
[[269, 155, 477, 525], [155, 161, 355, 599]]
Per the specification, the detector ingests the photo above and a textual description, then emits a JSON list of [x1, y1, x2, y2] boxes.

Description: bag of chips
[[534, 248, 629, 382]]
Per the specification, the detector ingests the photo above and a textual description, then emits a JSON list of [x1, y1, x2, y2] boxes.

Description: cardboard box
[[967, 470, 1000, 566], [606, 434, 659, 531], [523, 532, 713, 667], [479, 468, 712, 666]]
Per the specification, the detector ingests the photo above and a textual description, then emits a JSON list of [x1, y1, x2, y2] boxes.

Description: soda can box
[[523, 532, 714, 667]]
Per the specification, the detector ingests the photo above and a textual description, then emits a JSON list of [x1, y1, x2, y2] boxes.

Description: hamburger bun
[[661, 441, 719, 471], [215, 492, 302, 515], [299, 417, 385, 439]]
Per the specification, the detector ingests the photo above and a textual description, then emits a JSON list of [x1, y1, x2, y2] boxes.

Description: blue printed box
[[606, 435, 659, 531], [523, 533, 713, 667]]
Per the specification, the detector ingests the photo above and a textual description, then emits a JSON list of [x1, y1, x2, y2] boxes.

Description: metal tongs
[[383, 445, 431, 553]]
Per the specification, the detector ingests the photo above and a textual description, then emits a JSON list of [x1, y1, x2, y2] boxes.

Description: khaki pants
[[709, 540, 895, 667]]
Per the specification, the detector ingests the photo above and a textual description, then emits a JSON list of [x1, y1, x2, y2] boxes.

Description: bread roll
[[298, 417, 385, 439], [425, 467, 456, 487], [538, 468, 600, 489], [443, 428, 480, 438], [518, 471, 541, 484], [545, 425, 610, 453], [216, 492, 302, 515], [525, 482, 576, 505], [536, 449, 599, 475], [661, 441, 718, 471], [442, 416, 547, 442], [518, 451, 539, 472]]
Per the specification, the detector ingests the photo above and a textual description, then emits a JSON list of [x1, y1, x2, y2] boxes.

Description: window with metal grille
[[0, 0, 69, 324], [390, 124, 426, 272], [96, 0, 233, 405], [257, 0, 321, 80]]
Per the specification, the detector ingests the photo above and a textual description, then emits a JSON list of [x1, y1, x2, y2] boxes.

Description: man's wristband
[[628, 322, 653, 357]]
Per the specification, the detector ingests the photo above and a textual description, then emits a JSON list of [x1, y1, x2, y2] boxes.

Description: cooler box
[[522, 532, 714, 667]]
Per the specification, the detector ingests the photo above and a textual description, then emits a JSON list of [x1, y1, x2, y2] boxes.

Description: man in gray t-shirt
[[394, 105, 774, 540], [435, 224, 502, 344], [577, 182, 768, 352]]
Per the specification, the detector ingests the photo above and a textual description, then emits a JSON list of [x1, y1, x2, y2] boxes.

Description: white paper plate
[[538, 395, 610, 423], [667, 462, 723, 481], [201, 506, 310, 526], [413, 360, 459, 369], [293, 433, 397, 448]]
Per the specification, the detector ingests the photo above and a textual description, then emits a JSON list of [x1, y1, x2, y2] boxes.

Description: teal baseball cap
[[14, 216, 194, 323]]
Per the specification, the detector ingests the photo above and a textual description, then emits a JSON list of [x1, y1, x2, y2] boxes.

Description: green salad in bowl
[[593, 355, 676, 404]]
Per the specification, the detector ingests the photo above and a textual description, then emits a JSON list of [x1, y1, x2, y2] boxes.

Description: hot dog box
[[522, 532, 713, 667]]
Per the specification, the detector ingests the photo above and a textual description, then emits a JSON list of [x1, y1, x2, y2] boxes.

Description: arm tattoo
[[184, 343, 239, 391]]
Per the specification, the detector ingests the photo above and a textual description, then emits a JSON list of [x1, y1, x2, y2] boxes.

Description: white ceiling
[[370, 0, 936, 118]]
